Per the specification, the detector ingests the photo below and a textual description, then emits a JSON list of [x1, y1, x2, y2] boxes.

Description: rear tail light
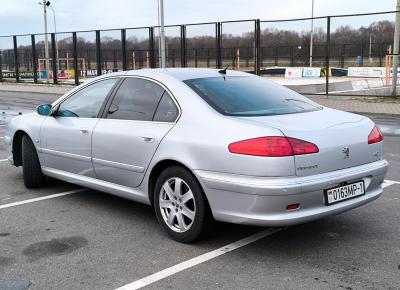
[[228, 136, 319, 157], [286, 137, 319, 155], [368, 125, 383, 144]]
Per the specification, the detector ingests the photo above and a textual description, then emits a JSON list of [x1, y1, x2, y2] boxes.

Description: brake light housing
[[228, 136, 319, 157], [368, 125, 383, 144]]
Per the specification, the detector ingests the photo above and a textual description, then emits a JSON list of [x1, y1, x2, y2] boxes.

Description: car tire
[[154, 166, 211, 243], [22, 135, 46, 188]]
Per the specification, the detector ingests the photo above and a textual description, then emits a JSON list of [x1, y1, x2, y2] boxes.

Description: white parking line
[[383, 179, 400, 188], [0, 159, 8, 162], [0, 189, 86, 210], [115, 228, 282, 290]]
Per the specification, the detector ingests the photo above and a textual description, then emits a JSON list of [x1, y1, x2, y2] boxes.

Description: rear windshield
[[184, 76, 322, 116]]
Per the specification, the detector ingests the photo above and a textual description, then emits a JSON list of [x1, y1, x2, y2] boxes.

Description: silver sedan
[[4, 68, 388, 242]]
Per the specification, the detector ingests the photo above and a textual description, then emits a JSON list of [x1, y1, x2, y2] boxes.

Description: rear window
[[184, 76, 321, 116]]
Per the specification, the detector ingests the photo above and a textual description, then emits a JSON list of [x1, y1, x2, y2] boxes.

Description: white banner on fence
[[302, 67, 321, 78], [348, 67, 385, 78], [285, 67, 303, 78]]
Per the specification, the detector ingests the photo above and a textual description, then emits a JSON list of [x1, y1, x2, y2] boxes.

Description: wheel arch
[[12, 130, 29, 167], [148, 159, 210, 210]]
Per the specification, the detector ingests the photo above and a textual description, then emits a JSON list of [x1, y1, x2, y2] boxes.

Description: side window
[[57, 78, 118, 118], [107, 78, 164, 121], [153, 92, 179, 122]]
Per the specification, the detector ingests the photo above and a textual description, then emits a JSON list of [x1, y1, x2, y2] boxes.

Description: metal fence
[[0, 10, 398, 96]]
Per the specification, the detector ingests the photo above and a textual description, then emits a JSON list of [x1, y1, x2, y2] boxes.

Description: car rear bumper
[[194, 159, 388, 226]]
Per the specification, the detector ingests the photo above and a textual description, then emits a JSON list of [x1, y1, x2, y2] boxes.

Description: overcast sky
[[0, 0, 396, 38]]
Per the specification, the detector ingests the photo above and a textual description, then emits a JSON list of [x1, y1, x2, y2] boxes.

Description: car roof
[[123, 68, 254, 81]]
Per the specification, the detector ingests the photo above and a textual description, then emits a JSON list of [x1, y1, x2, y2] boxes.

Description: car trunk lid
[[241, 108, 382, 176]]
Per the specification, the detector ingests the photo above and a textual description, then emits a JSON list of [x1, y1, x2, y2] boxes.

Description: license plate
[[325, 181, 365, 205]]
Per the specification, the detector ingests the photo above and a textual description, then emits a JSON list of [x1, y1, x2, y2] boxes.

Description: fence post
[[121, 29, 127, 71], [305, 44, 310, 66], [104, 51, 108, 70], [95, 30, 102, 76], [139, 50, 143, 68], [290, 46, 294, 67], [172, 49, 175, 67], [72, 32, 79, 85], [340, 44, 345, 68], [325, 16, 331, 96], [31, 35, 38, 84], [360, 42, 364, 67], [216, 22, 222, 68], [180, 25, 186, 68], [149, 27, 155, 68], [13, 36, 19, 83], [254, 19, 261, 75], [51, 33, 57, 84], [231, 48, 235, 68], [112, 50, 116, 69], [87, 49, 91, 69]]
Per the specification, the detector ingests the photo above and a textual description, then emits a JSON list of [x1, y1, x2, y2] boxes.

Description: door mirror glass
[[37, 104, 53, 116]]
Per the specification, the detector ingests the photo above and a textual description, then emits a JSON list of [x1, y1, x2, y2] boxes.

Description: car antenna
[[218, 66, 229, 75]]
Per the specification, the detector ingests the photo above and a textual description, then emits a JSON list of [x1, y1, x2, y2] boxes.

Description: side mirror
[[37, 104, 53, 116]]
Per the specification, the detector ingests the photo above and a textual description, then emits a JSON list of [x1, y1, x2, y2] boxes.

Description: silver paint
[[4, 68, 389, 227]]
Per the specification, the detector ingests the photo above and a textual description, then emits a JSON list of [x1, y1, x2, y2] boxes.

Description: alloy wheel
[[159, 177, 196, 233]]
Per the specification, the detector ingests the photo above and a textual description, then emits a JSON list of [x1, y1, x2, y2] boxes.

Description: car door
[[40, 78, 119, 176], [91, 77, 180, 188]]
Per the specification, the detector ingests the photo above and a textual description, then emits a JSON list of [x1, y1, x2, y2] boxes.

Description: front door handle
[[80, 129, 89, 135], [141, 136, 155, 143]]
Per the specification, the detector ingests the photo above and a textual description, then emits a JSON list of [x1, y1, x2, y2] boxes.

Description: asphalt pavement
[[0, 91, 399, 290]]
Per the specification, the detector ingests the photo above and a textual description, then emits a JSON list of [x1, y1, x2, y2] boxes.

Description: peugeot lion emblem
[[342, 146, 350, 159]]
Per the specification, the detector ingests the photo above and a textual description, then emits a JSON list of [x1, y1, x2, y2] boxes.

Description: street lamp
[[48, 3, 59, 66], [38, 0, 50, 75], [39, 1, 59, 72], [157, 0, 166, 68]]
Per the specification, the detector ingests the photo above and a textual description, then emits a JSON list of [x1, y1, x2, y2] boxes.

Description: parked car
[[4, 68, 388, 242]]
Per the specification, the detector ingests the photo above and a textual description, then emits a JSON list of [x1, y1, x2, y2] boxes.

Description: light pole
[[39, 0, 50, 75], [39, 1, 59, 73], [369, 32, 372, 64], [391, 0, 400, 96], [157, 0, 166, 68], [309, 0, 314, 67], [48, 3, 59, 69]]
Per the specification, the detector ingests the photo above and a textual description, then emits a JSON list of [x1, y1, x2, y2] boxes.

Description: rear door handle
[[80, 129, 89, 135], [141, 136, 155, 143]]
